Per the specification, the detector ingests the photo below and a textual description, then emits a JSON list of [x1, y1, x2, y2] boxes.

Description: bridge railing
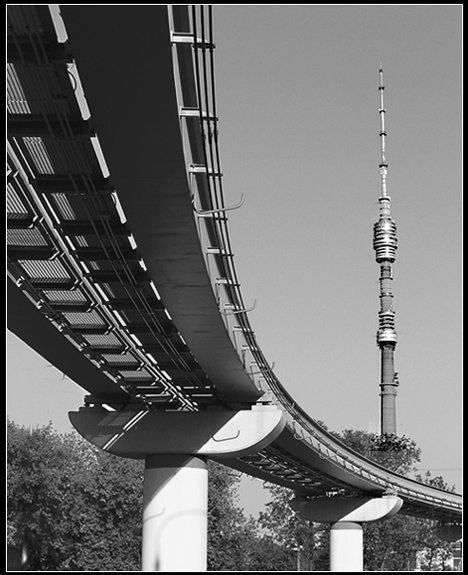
[[168, 4, 462, 521], [170, 5, 278, 393], [7, 4, 461, 522]]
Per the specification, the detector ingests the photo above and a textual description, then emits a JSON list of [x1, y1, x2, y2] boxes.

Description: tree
[[7, 419, 143, 570], [207, 461, 256, 570], [411, 471, 457, 571], [7, 419, 267, 571], [258, 483, 330, 571], [207, 461, 292, 571], [337, 430, 456, 571], [334, 428, 421, 475], [258, 428, 458, 571], [10, 419, 456, 571]]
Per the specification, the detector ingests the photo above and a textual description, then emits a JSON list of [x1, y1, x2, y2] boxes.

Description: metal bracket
[[192, 194, 245, 217], [249, 361, 275, 376], [220, 299, 257, 316], [171, 32, 214, 48], [180, 107, 217, 121]]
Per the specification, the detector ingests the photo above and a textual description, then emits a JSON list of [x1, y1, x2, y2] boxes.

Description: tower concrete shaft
[[373, 67, 399, 435]]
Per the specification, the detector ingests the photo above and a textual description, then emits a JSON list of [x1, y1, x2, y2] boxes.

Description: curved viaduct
[[7, 3, 461, 538]]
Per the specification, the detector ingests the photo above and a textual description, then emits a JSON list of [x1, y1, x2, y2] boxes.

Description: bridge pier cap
[[290, 494, 403, 524], [290, 495, 403, 572], [69, 405, 285, 571], [68, 404, 285, 459]]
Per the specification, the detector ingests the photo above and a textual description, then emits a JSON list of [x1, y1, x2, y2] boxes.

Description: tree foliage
[[333, 428, 421, 475], [337, 429, 456, 570], [7, 419, 144, 570], [8, 420, 458, 571], [7, 419, 281, 571], [258, 483, 329, 571], [207, 461, 258, 570], [207, 461, 298, 570], [258, 428, 458, 571]]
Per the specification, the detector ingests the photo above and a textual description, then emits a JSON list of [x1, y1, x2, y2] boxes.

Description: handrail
[[179, 5, 461, 520]]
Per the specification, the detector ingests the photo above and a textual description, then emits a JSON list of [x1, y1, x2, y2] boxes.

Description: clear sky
[[212, 4, 463, 505], [7, 5, 462, 518]]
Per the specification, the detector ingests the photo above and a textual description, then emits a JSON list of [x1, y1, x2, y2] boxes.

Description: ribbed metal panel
[[19, 258, 71, 283], [7, 227, 48, 247], [42, 289, 88, 306], [49, 193, 105, 222], [49, 192, 77, 220], [83, 333, 123, 348], [7, 182, 30, 218], [62, 310, 107, 328], [73, 235, 89, 247], [7, 64, 32, 114], [103, 353, 140, 366], [11, 65, 65, 116], [22, 136, 54, 174], [118, 369, 154, 381]]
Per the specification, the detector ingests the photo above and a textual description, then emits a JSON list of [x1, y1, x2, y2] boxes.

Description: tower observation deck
[[373, 67, 399, 435]]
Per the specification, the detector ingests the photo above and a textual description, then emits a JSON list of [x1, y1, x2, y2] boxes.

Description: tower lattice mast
[[373, 66, 399, 435]]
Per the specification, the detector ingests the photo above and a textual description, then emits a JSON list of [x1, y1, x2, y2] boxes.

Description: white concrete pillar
[[290, 495, 403, 572], [69, 405, 285, 571], [330, 521, 363, 572], [142, 454, 208, 572]]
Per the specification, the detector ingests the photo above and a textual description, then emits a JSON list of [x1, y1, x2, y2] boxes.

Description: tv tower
[[373, 66, 399, 435]]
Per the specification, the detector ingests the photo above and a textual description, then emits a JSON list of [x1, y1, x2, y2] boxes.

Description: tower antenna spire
[[373, 66, 399, 435], [379, 65, 388, 197]]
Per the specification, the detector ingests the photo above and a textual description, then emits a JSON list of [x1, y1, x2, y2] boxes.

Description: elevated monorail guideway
[[7, 3, 461, 544]]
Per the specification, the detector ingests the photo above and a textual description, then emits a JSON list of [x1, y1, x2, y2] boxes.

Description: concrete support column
[[330, 521, 363, 571], [69, 405, 285, 571], [290, 495, 403, 572], [142, 455, 208, 572]]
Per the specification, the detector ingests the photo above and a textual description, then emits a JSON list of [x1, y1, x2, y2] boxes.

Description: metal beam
[[32, 174, 113, 194], [7, 114, 94, 137]]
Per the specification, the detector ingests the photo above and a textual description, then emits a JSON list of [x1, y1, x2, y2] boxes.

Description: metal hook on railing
[[293, 422, 315, 443], [220, 299, 257, 316], [293, 421, 305, 441], [192, 194, 245, 217], [317, 443, 331, 460]]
